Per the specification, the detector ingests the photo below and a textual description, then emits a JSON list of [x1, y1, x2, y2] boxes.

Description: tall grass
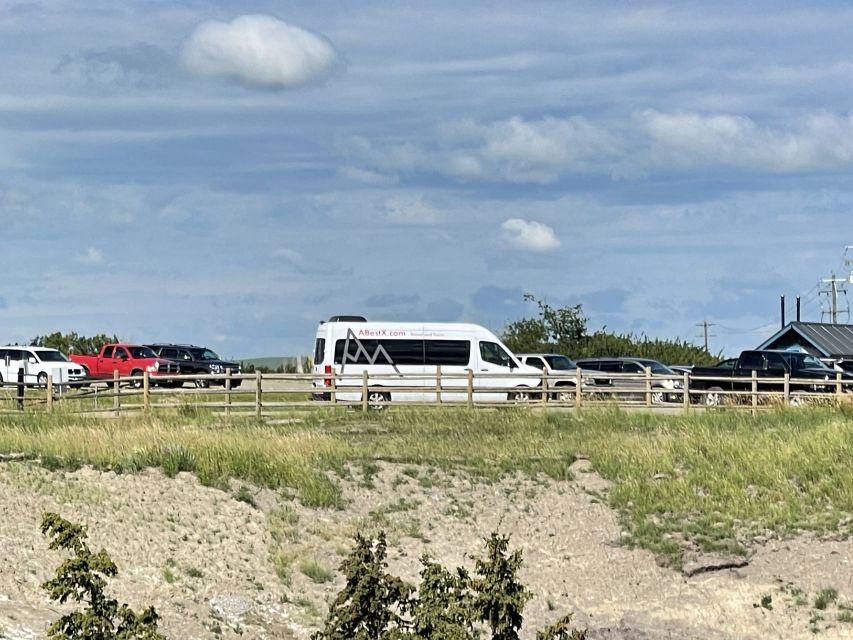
[[3, 405, 853, 555]]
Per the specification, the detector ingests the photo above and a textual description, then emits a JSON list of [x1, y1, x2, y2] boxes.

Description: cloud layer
[[180, 15, 337, 87], [500, 219, 561, 252]]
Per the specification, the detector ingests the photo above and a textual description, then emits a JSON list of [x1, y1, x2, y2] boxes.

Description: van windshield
[[480, 342, 514, 367], [36, 350, 69, 362]]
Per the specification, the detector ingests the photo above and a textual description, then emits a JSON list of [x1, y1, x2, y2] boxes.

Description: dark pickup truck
[[689, 349, 853, 406]]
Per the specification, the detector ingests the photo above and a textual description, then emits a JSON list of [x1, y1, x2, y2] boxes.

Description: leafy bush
[[502, 294, 719, 365], [41, 512, 166, 639], [312, 530, 585, 640]]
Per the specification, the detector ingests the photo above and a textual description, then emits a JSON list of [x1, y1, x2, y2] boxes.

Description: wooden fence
[[0, 367, 850, 415]]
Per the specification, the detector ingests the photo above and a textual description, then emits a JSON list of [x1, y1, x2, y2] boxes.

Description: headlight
[[146, 362, 159, 372], [672, 380, 683, 389], [209, 364, 222, 372]]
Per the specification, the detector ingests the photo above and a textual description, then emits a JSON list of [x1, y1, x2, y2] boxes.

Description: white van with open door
[[311, 316, 541, 405]]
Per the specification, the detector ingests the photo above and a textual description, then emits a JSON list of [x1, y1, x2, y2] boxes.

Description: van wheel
[[705, 386, 724, 407], [509, 388, 533, 402], [37, 372, 49, 388], [367, 390, 390, 410]]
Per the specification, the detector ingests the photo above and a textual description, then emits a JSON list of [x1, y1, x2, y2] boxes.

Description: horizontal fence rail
[[0, 367, 850, 415]]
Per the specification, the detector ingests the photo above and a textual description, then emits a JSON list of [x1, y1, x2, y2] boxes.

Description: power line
[[695, 320, 717, 351]]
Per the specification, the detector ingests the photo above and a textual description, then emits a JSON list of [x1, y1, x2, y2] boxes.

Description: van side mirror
[[28, 357, 37, 365]]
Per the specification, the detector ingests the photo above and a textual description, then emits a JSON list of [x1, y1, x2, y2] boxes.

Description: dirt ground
[[1, 458, 853, 640]]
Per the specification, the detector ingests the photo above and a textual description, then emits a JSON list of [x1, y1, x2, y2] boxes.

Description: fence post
[[330, 368, 337, 405], [361, 370, 369, 413], [113, 369, 121, 414], [751, 370, 758, 409], [836, 372, 843, 401], [644, 366, 652, 407], [783, 372, 790, 406], [225, 369, 232, 417], [682, 372, 690, 411], [575, 368, 582, 408], [255, 371, 263, 418], [436, 365, 442, 404], [541, 369, 548, 406], [143, 371, 150, 412], [46, 375, 53, 412], [467, 369, 474, 407], [16, 368, 24, 411]]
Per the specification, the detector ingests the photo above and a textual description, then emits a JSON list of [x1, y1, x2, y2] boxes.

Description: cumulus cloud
[[180, 15, 337, 88], [76, 247, 104, 265], [500, 219, 560, 252]]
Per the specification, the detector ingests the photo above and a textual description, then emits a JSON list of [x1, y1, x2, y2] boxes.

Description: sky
[[3, 1, 853, 359]]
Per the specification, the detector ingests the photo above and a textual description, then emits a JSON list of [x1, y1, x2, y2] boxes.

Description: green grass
[[5, 405, 853, 560], [299, 558, 334, 584]]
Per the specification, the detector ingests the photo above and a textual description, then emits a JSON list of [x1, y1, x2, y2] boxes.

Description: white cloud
[[636, 109, 853, 171], [180, 15, 337, 88], [500, 219, 560, 252], [76, 247, 104, 265], [383, 195, 443, 225]]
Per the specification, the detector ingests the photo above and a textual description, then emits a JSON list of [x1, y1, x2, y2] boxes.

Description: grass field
[[1, 405, 852, 562]]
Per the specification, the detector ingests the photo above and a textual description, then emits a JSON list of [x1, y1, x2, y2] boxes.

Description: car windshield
[[544, 355, 576, 370], [36, 350, 69, 362], [130, 346, 157, 359], [640, 360, 676, 375], [196, 349, 220, 360], [780, 352, 831, 370]]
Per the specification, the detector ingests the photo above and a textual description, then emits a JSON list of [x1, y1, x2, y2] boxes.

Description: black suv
[[145, 344, 241, 388]]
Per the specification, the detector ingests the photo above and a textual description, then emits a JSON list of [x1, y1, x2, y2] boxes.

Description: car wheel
[[366, 390, 390, 410], [508, 388, 533, 402], [555, 386, 574, 402], [651, 390, 665, 404], [789, 391, 809, 407], [37, 372, 49, 388], [130, 370, 144, 389], [705, 386, 724, 407], [194, 376, 210, 389]]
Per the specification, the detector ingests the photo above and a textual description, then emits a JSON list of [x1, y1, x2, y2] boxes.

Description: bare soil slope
[[1, 459, 852, 639]]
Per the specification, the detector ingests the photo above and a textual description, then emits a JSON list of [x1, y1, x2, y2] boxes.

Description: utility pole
[[696, 320, 716, 352], [819, 272, 849, 324]]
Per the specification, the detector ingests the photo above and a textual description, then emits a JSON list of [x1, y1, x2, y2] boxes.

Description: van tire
[[367, 390, 390, 410], [705, 386, 724, 407], [37, 372, 49, 388], [509, 388, 533, 402]]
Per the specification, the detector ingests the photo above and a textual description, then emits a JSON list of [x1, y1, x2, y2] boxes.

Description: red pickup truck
[[70, 344, 181, 387]]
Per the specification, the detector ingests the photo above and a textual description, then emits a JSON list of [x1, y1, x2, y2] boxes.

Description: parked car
[[573, 357, 684, 403], [69, 344, 180, 388], [145, 344, 241, 388], [690, 349, 853, 406], [516, 353, 597, 401], [0, 346, 87, 387]]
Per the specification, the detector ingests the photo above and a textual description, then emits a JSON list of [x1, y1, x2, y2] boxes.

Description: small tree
[[31, 332, 121, 356], [312, 532, 413, 640], [41, 512, 166, 640], [471, 533, 530, 640]]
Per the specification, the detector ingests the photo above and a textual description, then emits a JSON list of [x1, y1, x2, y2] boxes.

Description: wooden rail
[[0, 368, 849, 415]]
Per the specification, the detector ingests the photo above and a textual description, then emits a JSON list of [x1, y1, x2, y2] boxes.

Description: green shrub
[[40, 512, 166, 639]]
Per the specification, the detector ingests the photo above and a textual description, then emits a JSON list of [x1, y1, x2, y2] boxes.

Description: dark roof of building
[[757, 321, 853, 358]]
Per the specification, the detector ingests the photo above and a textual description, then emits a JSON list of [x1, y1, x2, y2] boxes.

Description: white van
[[311, 316, 542, 405], [0, 346, 87, 387]]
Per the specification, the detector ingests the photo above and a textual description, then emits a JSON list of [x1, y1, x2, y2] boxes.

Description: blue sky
[[3, 1, 853, 359]]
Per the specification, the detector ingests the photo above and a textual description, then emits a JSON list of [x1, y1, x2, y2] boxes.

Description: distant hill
[[239, 356, 304, 372]]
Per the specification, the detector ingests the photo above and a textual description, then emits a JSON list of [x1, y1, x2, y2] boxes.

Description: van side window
[[479, 342, 512, 367], [314, 339, 325, 364], [424, 341, 470, 366]]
